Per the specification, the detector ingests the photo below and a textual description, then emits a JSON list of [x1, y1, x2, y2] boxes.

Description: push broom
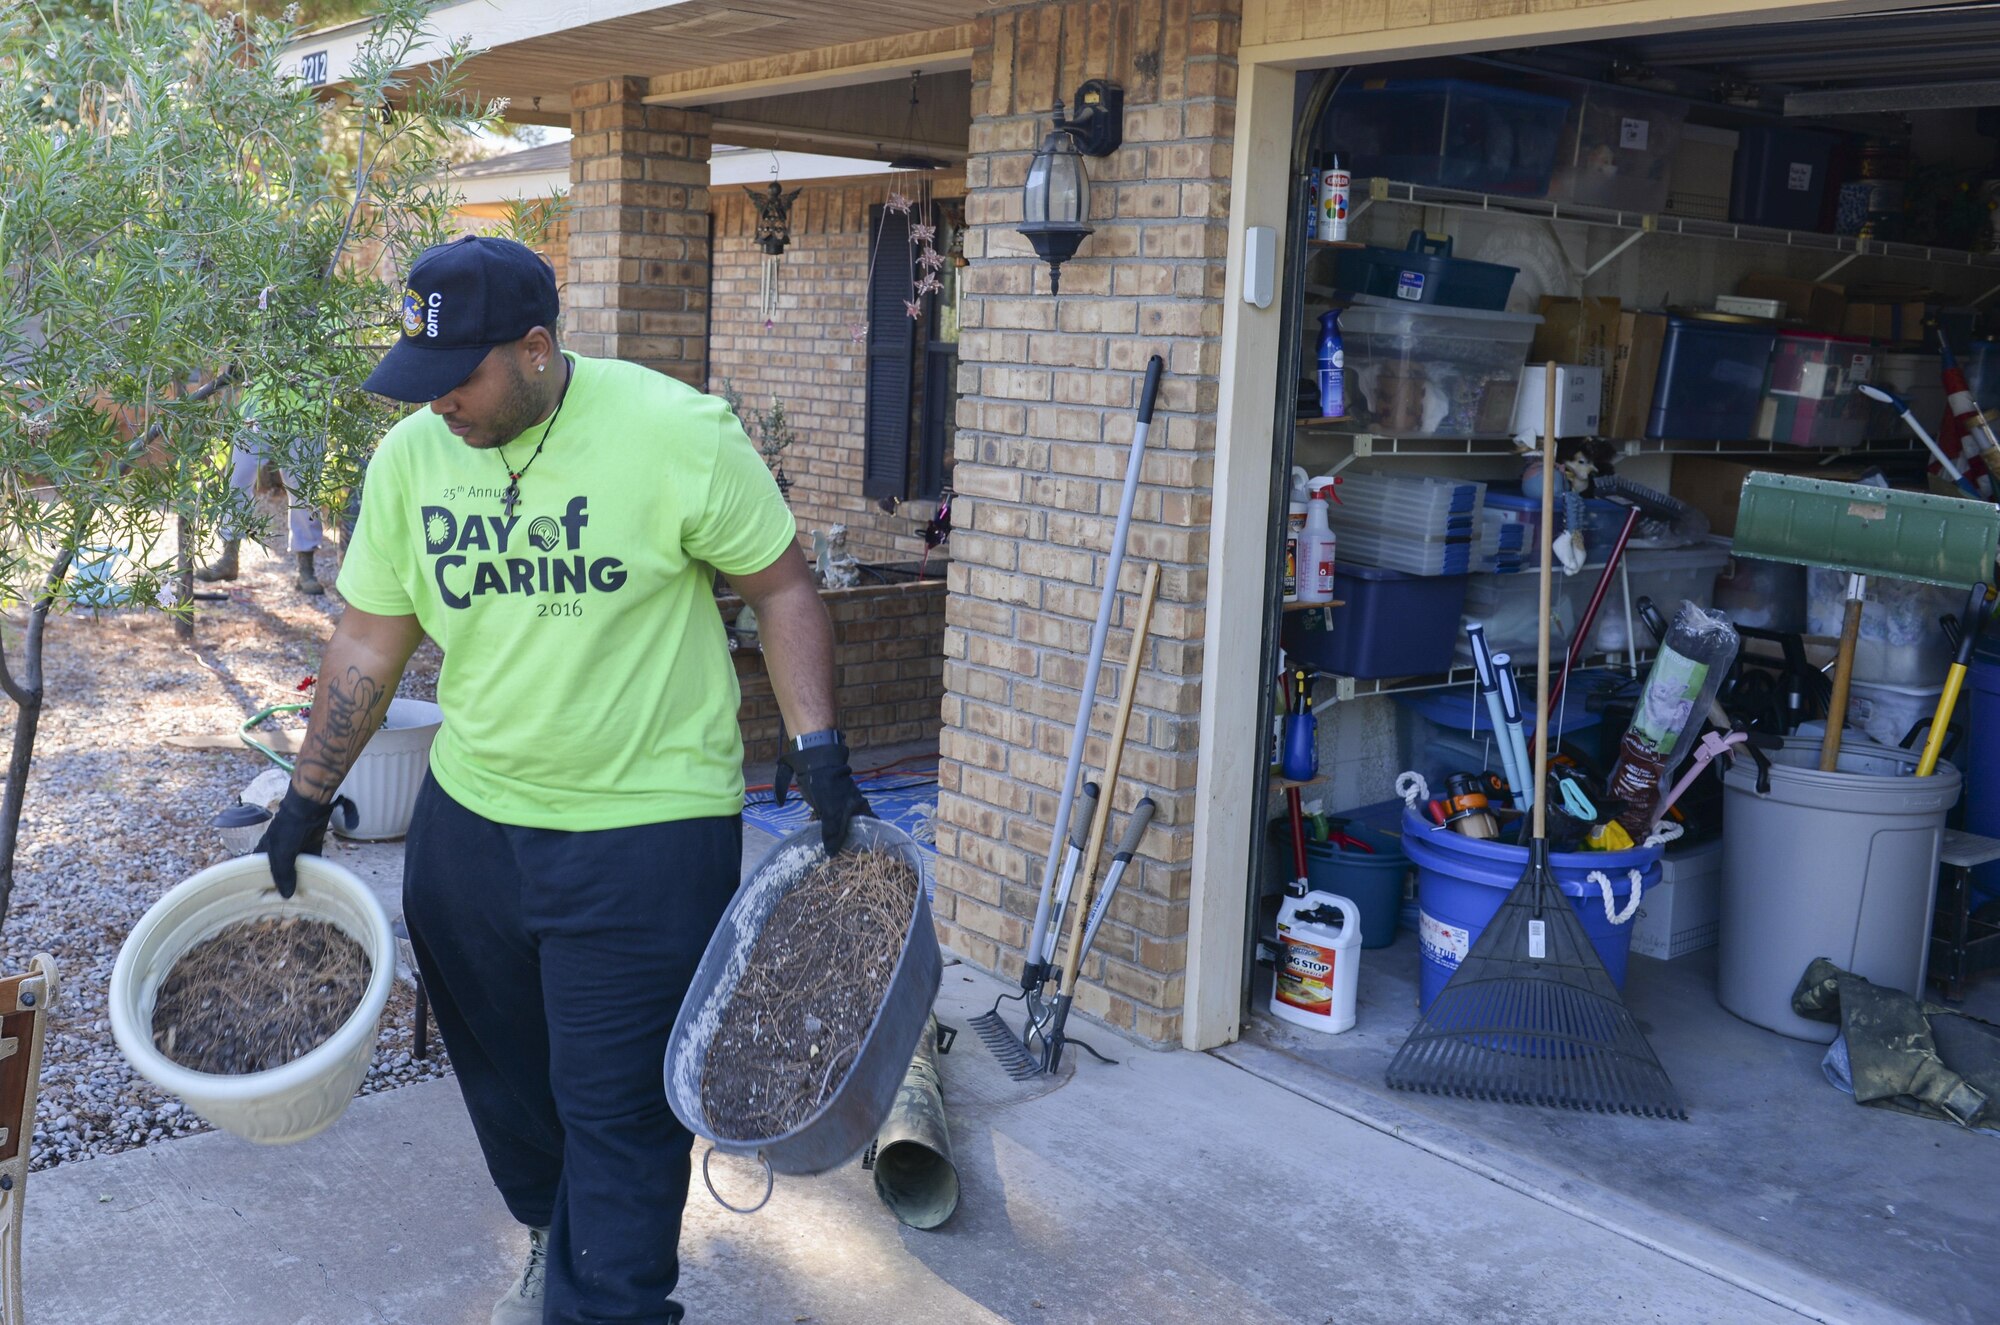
[[1386, 364, 1685, 1119]]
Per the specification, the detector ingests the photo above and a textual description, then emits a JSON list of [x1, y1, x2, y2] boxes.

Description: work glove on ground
[[781, 739, 874, 855], [254, 787, 356, 898]]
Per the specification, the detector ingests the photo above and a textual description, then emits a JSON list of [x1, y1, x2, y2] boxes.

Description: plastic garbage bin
[[1718, 736, 1959, 1042]]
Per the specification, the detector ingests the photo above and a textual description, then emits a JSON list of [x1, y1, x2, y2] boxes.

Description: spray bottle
[[1295, 476, 1340, 604], [1283, 467, 1309, 603], [1317, 310, 1345, 420]]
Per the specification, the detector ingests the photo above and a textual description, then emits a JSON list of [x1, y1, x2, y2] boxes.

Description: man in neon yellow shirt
[[255, 236, 870, 1324]]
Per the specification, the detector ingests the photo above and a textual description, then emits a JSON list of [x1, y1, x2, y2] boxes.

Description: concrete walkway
[[25, 961, 1821, 1325]]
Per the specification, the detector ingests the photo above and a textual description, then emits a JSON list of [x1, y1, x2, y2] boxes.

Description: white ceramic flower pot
[[109, 854, 395, 1146], [333, 698, 441, 840]]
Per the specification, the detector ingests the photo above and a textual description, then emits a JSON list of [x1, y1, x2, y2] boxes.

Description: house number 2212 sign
[[297, 50, 329, 86]]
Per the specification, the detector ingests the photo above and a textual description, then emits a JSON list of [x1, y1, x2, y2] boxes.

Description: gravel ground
[[1, 532, 453, 1170]]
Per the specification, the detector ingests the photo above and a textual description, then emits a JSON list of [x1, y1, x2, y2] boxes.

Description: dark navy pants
[[402, 772, 741, 1324]]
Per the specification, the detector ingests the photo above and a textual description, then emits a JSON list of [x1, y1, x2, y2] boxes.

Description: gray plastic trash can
[[1718, 737, 1959, 1042]]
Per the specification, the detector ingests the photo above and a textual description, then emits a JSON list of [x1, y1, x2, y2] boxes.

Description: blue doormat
[[741, 770, 938, 855]]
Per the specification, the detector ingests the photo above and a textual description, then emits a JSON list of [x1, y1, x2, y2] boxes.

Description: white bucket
[[109, 854, 395, 1144], [333, 698, 441, 840]]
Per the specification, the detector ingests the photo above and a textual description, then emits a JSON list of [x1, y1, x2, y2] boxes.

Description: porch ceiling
[[288, 0, 985, 126]]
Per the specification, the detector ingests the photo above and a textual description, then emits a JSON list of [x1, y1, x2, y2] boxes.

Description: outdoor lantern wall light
[[1019, 78, 1124, 294]]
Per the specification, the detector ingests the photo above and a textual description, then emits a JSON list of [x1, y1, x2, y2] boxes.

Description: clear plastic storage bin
[[1333, 295, 1542, 439], [1807, 567, 1957, 687], [1325, 79, 1573, 196], [1846, 679, 1945, 749], [1754, 332, 1875, 449], [1549, 85, 1686, 214], [1585, 541, 1732, 654]]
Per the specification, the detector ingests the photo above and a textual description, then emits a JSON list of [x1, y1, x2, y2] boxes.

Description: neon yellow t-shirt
[[336, 354, 797, 830]]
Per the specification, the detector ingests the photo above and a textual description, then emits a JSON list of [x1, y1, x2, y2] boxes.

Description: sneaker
[[490, 1226, 549, 1325]]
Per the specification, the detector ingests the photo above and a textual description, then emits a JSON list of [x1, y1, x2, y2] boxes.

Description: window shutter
[[863, 207, 915, 501]]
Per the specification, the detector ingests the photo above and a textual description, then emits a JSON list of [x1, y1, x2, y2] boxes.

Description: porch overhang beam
[[709, 118, 968, 165], [642, 25, 975, 107]]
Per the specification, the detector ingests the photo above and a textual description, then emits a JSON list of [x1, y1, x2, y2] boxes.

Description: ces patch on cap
[[400, 288, 424, 338]]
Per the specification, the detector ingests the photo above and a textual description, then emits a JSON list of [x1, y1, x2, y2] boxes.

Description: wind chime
[[745, 154, 800, 329], [855, 72, 946, 343]]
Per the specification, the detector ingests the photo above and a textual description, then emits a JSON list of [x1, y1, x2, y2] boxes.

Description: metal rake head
[[1387, 848, 1685, 1120], [968, 995, 1043, 1081]]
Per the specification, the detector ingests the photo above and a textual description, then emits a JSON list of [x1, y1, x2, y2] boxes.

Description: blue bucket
[[1304, 822, 1408, 949], [1401, 807, 1661, 1012]]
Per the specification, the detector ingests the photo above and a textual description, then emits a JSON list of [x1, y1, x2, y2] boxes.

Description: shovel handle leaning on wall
[[1081, 798, 1159, 963], [1918, 584, 1994, 777]]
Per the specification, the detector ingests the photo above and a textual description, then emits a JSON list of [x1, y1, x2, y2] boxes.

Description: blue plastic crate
[[1282, 564, 1468, 679], [1645, 317, 1778, 442], [1335, 230, 1517, 311], [1730, 126, 1838, 231]]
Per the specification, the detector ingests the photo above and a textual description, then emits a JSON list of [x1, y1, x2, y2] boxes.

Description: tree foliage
[[0, 0, 499, 926]]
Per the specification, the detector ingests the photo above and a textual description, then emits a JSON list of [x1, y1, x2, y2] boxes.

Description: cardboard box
[[1670, 455, 1871, 537], [1534, 297, 1619, 418], [1737, 276, 1846, 333], [1512, 364, 1603, 439], [1843, 301, 1929, 343], [1605, 311, 1668, 440]]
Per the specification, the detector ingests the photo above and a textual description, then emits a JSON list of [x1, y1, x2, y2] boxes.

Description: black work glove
[[254, 787, 356, 898], [781, 738, 873, 855]]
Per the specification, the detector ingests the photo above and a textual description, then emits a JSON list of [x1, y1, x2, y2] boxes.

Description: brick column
[[567, 77, 711, 386], [934, 0, 1237, 1045]]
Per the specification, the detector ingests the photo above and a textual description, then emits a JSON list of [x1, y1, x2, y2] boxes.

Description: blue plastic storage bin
[[1335, 230, 1518, 310], [1281, 564, 1468, 679], [1325, 79, 1572, 196], [1730, 126, 1837, 231], [1645, 317, 1778, 441], [1402, 807, 1661, 1012]]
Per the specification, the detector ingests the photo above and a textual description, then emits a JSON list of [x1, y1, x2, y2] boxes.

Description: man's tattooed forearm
[[293, 667, 388, 800]]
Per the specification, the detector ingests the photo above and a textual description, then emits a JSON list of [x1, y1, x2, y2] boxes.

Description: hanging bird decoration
[[745, 180, 801, 326]]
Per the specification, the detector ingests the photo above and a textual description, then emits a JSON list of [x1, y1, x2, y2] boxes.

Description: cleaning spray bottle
[[1283, 467, 1309, 603], [1296, 476, 1340, 604], [1273, 890, 1360, 1033], [1317, 310, 1345, 420]]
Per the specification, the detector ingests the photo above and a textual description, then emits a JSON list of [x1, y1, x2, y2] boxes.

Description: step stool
[[1929, 829, 2000, 1002]]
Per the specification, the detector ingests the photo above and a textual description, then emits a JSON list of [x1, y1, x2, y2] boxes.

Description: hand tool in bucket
[[1386, 364, 1685, 1120], [971, 357, 1164, 1068], [1732, 473, 2000, 770], [1917, 584, 1995, 777]]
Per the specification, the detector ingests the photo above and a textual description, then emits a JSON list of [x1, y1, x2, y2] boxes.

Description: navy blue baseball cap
[[362, 236, 560, 402]]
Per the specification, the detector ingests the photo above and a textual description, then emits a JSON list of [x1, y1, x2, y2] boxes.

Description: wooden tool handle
[[1819, 591, 1864, 772], [1532, 362, 1558, 842], [1058, 561, 1161, 997]]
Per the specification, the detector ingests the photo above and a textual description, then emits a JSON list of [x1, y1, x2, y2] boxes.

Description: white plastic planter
[[334, 698, 442, 840], [109, 854, 395, 1145]]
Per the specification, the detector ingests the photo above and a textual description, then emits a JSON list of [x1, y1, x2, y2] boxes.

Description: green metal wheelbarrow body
[[1733, 474, 2000, 589]]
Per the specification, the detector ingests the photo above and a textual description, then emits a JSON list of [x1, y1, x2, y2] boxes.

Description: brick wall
[[710, 178, 964, 567], [723, 579, 948, 765], [566, 78, 711, 387], [933, 0, 1235, 1044]]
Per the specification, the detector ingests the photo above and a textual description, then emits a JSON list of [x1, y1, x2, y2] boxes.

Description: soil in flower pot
[[701, 848, 922, 1140], [151, 916, 371, 1075]]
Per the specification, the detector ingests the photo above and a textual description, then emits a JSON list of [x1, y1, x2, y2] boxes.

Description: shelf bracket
[[1815, 251, 1863, 284], [1582, 228, 1647, 280]]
